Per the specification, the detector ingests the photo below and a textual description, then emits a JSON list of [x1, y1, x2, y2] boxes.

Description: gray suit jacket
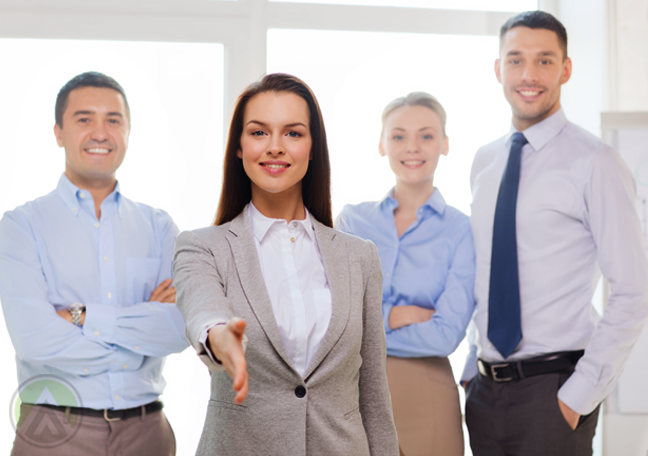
[[173, 209, 398, 456]]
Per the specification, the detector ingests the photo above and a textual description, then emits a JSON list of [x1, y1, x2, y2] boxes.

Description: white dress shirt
[[198, 204, 332, 378], [463, 108, 648, 415]]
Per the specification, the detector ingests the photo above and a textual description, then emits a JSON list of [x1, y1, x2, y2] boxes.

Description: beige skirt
[[386, 356, 464, 456]]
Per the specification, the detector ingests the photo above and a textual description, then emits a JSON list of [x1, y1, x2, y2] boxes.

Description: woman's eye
[[422, 134, 433, 140], [251, 130, 265, 136], [392, 135, 403, 140], [287, 131, 302, 138]]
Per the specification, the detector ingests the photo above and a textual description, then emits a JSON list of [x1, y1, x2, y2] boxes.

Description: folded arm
[[0, 213, 143, 375], [382, 227, 476, 358]]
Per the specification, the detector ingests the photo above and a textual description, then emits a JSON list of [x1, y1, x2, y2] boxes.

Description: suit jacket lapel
[[225, 210, 295, 371], [304, 220, 352, 380]]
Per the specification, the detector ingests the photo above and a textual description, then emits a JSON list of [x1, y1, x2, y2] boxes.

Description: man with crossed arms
[[0, 72, 188, 455], [462, 11, 648, 456]]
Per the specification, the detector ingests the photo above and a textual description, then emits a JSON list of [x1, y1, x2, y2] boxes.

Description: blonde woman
[[337, 92, 475, 456]]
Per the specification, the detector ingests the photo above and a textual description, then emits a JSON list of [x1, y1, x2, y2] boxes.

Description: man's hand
[[388, 305, 435, 330], [150, 278, 176, 303], [558, 398, 580, 430], [56, 309, 86, 326], [208, 318, 248, 404]]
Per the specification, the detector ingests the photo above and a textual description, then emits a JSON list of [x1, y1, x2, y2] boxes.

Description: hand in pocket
[[558, 397, 580, 430]]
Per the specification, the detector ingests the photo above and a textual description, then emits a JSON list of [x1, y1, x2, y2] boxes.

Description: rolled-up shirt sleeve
[[0, 211, 143, 376]]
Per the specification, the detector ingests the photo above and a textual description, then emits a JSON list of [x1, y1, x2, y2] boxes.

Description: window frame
[[0, 0, 520, 134]]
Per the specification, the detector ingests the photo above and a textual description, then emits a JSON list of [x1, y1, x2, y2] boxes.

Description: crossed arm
[[0, 212, 188, 376]]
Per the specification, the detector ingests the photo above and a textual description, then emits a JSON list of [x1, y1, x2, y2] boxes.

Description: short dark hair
[[55, 71, 130, 128], [500, 10, 568, 58], [214, 73, 333, 228]]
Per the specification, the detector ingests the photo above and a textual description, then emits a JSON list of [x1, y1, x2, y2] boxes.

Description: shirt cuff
[[83, 303, 117, 342], [110, 346, 145, 372], [196, 321, 250, 372], [557, 369, 605, 415], [198, 321, 227, 369]]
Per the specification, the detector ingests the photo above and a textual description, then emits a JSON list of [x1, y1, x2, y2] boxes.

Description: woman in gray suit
[[173, 73, 399, 456]]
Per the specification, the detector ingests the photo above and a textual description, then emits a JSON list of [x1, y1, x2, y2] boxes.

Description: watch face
[[69, 302, 85, 312]]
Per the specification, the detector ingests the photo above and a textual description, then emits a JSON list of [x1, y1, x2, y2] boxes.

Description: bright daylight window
[[270, 0, 538, 12], [0, 38, 223, 456], [268, 29, 511, 218], [269, 31, 511, 451]]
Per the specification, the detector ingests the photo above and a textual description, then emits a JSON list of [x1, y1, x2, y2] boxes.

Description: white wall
[[603, 2, 648, 454]]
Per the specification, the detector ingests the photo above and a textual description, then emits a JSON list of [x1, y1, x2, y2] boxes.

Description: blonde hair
[[381, 92, 447, 137]]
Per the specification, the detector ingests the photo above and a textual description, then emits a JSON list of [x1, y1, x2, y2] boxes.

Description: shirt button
[[134, 345, 140, 350], [294, 386, 306, 398], [94, 330, 100, 336], [103, 256, 109, 262], [393, 244, 398, 248], [83, 368, 88, 373], [106, 292, 112, 298], [293, 222, 298, 227], [73, 207, 77, 212], [115, 395, 119, 400], [123, 364, 128, 369], [290, 237, 295, 243], [386, 273, 391, 276], [94, 222, 100, 228], [79, 192, 86, 198]]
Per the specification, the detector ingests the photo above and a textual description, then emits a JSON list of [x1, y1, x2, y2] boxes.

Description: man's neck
[[512, 102, 561, 132]]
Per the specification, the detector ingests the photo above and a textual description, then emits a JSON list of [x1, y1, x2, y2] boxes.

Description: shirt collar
[[55, 173, 122, 217], [379, 187, 447, 216], [505, 107, 569, 152], [247, 202, 316, 243]]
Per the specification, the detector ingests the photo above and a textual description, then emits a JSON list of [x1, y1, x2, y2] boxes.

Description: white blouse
[[199, 203, 333, 378], [247, 203, 332, 377]]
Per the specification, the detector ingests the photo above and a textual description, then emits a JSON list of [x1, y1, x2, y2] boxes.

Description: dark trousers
[[466, 371, 599, 456], [11, 403, 176, 456]]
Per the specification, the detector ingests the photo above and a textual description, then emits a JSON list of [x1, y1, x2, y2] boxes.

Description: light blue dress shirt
[[0, 175, 189, 410], [336, 189, 475, 358]]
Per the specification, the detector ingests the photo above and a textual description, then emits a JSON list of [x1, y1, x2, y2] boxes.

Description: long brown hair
[[214, 73, 333, 227]]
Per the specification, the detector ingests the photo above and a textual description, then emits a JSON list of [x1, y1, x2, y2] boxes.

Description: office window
[[268, 28, 511, 218], [270, 0, 538, 12]]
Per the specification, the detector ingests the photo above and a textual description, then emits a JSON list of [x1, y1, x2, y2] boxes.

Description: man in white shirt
[[462, 10, 648, 456]]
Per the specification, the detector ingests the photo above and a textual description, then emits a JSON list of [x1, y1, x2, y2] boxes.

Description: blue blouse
[[336, 189, 475, 358]]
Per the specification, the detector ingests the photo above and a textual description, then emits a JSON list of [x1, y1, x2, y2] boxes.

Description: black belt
[[37, 400, 163, 421], [478, 350, 584, 382]]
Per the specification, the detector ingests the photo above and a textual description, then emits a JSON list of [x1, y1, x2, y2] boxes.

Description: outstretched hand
[[208, 318, 249, 404]]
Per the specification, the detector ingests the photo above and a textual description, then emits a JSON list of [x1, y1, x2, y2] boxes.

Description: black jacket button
[[294, 386, 306, 398]]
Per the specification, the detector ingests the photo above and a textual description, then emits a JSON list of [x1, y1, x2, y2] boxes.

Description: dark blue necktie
[[488, 132, 528, 359]]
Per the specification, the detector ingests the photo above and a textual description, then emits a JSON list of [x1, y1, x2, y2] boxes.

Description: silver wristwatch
[[67, 302, 86, 327]]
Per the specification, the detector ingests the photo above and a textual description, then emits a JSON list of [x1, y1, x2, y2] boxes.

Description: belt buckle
[[490, 363, 513, 382], [103, 409, 121, 422]]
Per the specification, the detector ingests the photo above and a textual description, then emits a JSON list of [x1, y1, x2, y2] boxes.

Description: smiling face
[[54, 86, 130, 188], [238, 91, 312, 199], [380, 104, 448, 187], [496, 26, 572, 131]]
